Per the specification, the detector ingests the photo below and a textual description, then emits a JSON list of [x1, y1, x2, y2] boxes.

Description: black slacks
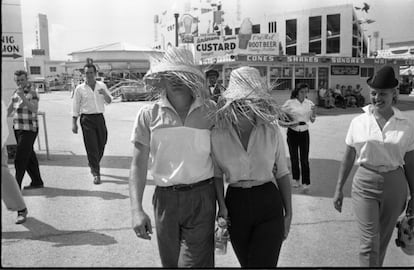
[[287, 128, 310, 185], [14, 129, 44, 188], [80, 114, 108, 176], [226, 182, 285, 268]]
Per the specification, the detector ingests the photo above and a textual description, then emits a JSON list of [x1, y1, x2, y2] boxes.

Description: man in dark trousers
[[206, 69, 225, 103], [7, 70, 44, 190], [72, 63, 112, 184]]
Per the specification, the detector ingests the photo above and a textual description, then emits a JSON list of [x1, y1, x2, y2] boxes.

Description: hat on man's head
[[144, 47, 208, 99], [367, 65, 399, 89], [206, 69, 219, 77], [213, 66, 283, 127]]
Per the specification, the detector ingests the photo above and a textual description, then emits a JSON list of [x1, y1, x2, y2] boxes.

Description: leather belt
[[157, 178, 214, 191]]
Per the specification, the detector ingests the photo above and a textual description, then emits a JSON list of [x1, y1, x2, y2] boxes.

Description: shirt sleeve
[[72, 86, 81, 117], [345, 118, 355, 147], [102, 82, 113, 103], [130, 105, 152, 146], [274, 125, 290, 179], [407, 121, 414, 152]]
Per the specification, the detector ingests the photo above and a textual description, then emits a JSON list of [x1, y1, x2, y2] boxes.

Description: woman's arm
[[275, 173, 292, 239], [333, 145, 356, 212], [403, 150, 414, 215]]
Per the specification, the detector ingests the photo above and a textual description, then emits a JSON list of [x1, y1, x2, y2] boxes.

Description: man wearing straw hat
[[129, 47, 217, 267]]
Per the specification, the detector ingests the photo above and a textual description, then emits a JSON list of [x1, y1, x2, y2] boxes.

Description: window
[[361, 67, 374, 77], [309, 40, 321, 54], [326, 14, 340, 53], [286, 19, 297, 55], [309, 16, 322, 54], [235, 27, 239, 35], [252, 24, 260, 34], [30, 66, 41, 75], [309, 16, 321, 41], [268, 21, 277, 33], [327, 37, 340, 53], [49, 67, 57, 72]]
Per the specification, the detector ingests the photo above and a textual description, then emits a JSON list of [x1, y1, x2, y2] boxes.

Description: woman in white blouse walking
[[280, 83, 316, 191], [333, 65, 414, 267]]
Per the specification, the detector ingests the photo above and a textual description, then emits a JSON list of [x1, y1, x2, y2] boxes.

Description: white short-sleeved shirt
[[345, 105, 414, 172], [130, 96, 215, 186], [281, 98, 315, 132], [211, 120, 290, 185], [72, 81, 112, 117]]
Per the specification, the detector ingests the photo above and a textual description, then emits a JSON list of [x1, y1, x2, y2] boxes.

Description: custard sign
[[194, 33, 279, 64]]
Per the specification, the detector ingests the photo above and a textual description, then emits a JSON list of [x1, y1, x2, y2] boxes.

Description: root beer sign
[[194, 33, 279, 64]]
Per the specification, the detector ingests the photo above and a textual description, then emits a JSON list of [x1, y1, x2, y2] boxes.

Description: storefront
[[202, 55, 413, 104]]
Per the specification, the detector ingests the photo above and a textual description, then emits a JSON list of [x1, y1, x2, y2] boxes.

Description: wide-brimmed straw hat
[[213, 66, 284, 127], [144, 47, 208, 99], [367, 65, 399, 89]]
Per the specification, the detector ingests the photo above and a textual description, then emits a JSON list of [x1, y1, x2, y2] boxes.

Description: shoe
[[302, 184, 311, 192], [93, 175, 101, 185], [23, 184, 44, 190], [16, 208, 28, 224], [292, 180, 301, 188]]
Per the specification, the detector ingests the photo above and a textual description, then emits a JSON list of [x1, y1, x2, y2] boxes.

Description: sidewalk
[[2, 91, 413, 267]]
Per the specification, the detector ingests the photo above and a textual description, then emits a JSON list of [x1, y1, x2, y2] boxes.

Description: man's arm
[[129, 141, 153, 240], [16, 90, 38, 113], [404, 150, 414, 215], [98, 84, 112, 104]]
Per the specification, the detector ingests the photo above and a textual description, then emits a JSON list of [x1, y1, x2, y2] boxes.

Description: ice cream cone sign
[[238, 18, 253, 50]]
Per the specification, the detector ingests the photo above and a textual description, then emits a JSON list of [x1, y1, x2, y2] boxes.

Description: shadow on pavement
[[21, 187, 128, 200], [100, 174, 156, 186], [37, 154, 132, 169], [291, 158, 357, 198], [1, 217, 117, 247]]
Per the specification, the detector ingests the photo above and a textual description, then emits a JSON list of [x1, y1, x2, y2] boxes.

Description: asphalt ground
[[1, 91, 414, 267]]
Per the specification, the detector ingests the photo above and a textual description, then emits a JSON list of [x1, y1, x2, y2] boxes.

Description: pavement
[[2, 91, 414, 267]]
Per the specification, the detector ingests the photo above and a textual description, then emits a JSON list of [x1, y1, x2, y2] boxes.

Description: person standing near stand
[[72, 63, 112, 184], [280, 83, 316, 192], [206, 69, 225, 103], [7, 70, 44, 190]]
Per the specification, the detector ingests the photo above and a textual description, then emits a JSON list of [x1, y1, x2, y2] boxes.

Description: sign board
[[32, 49, 45, 56], [194, 33, 279, 64], [2, 0, 25, 145], [331, 65, 360, 76]]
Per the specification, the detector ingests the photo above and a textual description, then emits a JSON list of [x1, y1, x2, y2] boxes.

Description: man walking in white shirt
[[72, 63, 112, 184]]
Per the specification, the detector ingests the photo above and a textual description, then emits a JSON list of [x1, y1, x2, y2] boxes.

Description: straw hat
[[144, 47, 208, 99], [213, 66, 284, 127]]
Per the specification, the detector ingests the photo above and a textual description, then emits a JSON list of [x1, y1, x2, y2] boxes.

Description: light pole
[[174, 13, 179, 47]]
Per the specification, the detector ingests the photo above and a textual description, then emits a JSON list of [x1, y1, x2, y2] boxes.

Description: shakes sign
[[194, 33, 279, 64]]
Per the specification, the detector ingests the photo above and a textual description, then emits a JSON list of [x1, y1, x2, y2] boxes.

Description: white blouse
[[345, 105, 414, 172], [281, 98, 315, 132]]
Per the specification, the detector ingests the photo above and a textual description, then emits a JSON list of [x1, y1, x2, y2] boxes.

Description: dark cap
[[206, 69, 219, 77], [367, 65, 398, 89]]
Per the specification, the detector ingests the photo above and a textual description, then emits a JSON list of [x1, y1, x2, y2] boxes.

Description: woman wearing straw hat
[[280, 83, 316, 192], [212, 66, 293, 267], [129, 47, 217, 267], [333, 65, 414, 267]]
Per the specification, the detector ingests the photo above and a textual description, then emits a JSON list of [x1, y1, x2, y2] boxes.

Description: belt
[[229, 180, 271, 189], [157, 178, 214, 191], [360, 164, 400, 173]]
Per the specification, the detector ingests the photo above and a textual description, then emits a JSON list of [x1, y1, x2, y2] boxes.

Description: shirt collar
[[363, 104, 407, 120], [159, 95, 202, 115]]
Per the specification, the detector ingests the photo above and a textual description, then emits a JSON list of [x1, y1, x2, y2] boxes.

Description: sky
[[20, 0, 414, 60]]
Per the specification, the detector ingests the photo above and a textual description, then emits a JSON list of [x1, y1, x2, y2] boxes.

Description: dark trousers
[[287, 128, 310, 185], [226, 182, 285, 268], [14, 129, 43, 188], [80, 114, 107, 176], [153, 181, 216, 267]]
